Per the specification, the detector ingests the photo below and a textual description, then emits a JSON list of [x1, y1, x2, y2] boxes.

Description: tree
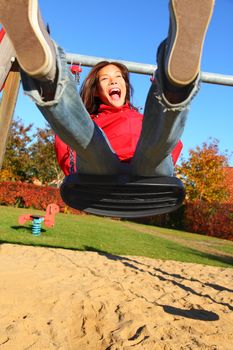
[[1, 117, 33, 181], [177, 139, 231, 203], [224, 167, 233, 203], [1, 118, 63, 184], [29, 125, 63, 184]]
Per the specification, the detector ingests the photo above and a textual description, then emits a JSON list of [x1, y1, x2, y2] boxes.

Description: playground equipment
[[1, 29, 233, 218], [18, 203, 60, 236]]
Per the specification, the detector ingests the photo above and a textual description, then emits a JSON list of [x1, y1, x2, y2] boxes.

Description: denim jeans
[[21, 42, 200, 177]]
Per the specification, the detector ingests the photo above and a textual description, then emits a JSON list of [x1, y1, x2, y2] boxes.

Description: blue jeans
[[21, 42, 200, 177]]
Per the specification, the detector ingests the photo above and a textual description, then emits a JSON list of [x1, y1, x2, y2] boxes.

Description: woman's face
[[96, 64, 127, 108]]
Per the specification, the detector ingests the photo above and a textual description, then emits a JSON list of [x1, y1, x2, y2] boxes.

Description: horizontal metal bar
[[199, 72, 233, 86], [66, 53, 156, 76], [65, 52, 233, 87]]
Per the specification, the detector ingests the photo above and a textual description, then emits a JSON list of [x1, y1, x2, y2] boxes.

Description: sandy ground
[[0, 244, 232, 350]]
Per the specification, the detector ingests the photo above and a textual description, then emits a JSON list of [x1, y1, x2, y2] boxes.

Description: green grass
[[0, 205, 233, 268]]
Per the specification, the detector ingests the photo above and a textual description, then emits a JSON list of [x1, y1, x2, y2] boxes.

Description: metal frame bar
[[66, 52, 233, 87]]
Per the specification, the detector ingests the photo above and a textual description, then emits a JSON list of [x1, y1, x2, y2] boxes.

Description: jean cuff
[[20, 41, 72, 107], [155, 40, 201, 109]]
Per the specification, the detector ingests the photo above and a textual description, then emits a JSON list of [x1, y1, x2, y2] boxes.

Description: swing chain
[[68, 64, 83, 174], [69, 148, 75, 175]]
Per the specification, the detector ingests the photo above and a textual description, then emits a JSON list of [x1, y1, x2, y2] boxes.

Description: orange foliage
[[177, 139, 231, 203], [224, 167, 233, 203], [0, 169, 19, 181]]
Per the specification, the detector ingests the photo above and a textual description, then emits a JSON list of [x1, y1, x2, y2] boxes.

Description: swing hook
[[70, 63, 82, 84]]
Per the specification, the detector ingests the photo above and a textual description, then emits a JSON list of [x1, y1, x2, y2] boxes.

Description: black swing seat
[[60, 174, 185, 218]]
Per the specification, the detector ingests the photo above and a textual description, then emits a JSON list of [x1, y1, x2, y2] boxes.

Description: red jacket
[[55, 103, 183, 175]]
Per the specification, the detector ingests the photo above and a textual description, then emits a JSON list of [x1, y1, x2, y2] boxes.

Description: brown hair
[[79, 61, 133, 114]]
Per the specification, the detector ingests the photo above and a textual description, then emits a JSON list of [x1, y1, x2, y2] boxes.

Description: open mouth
[[109, 88, 121, 101]]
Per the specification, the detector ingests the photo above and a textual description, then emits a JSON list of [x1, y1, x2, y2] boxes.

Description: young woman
[[0, 0, 215, 178], [55, 61, 183, 176]]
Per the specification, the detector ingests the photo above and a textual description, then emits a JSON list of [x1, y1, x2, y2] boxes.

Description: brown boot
[[0, 0, 56, 81], [165, 0, 215, 86]]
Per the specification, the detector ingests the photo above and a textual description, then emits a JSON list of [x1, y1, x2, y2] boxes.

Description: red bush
[[0, 181, 82, 215], [184, 200, 233, 240], [133, 200, 233, 241]]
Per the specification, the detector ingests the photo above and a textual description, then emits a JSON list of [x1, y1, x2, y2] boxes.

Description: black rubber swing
[[60, 174, 185, 219]]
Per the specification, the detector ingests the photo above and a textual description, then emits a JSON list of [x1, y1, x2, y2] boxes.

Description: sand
[[0, 243, 232, 350]]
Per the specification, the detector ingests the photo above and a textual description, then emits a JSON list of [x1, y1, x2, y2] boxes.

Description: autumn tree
[[224, 167, 233, 203], [29, 125, 63, 184], [1, 118, 63, 184], [1, 117, 33, 181], [177, 139, 231, 203]]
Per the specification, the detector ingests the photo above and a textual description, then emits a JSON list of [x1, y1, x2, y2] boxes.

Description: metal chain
[[69, 64, 81, 174], [69, 148, 75, 174]]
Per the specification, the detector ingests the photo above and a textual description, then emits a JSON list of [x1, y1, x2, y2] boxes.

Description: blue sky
[[10, 0, 233, 165]]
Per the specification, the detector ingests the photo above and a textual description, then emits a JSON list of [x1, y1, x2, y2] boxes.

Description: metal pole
[[66, 52, 233, 87], [0, 70, 21, 169]]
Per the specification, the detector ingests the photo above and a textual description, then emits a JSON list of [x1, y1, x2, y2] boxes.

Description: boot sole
[[0, 0, 53, 78], [166, 0, 215, 86]]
